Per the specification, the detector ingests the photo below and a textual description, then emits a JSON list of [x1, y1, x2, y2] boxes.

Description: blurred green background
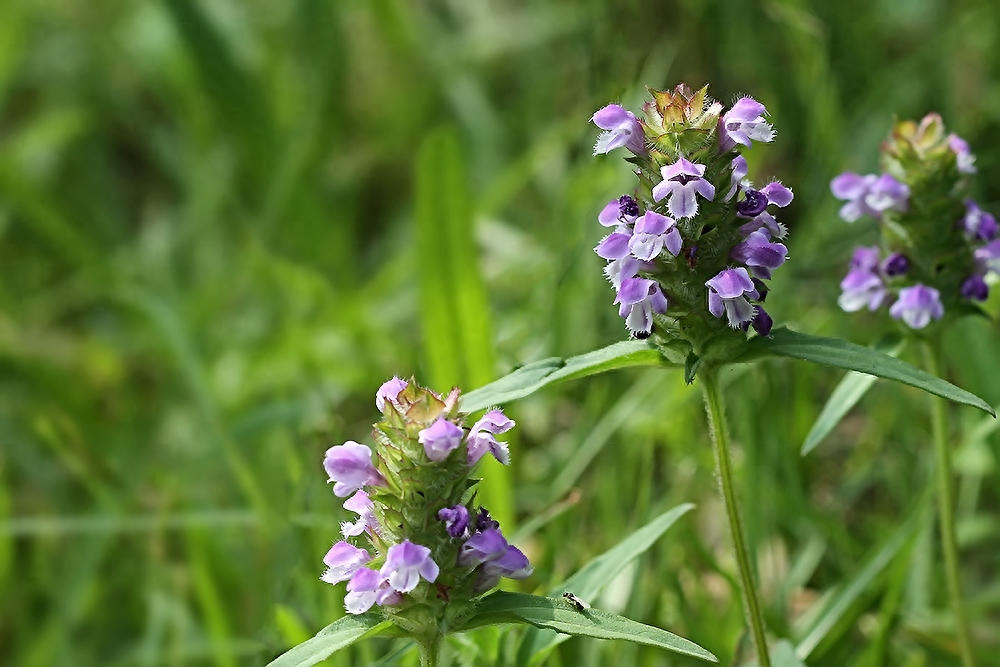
[[2, 0, 999, 665]]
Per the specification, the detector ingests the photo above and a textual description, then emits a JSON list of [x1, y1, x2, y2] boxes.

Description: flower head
[[615, 278, 669, 335], [324, 442, 386, 497], [341, 490, 378, 538], [961, 201, 998, 242], [381, 540, 439, 594], [831, 172, 909, 222], [961, 275, 989, 302], [720, 97, 775, 151], [376, 377, 407, 412], [321, 542, 372, 585], [651, 158, 716, 219], [592, 104, 646, 156], [438, 505, 470, 538], [706, 268, 759, 328], [467, 409, 515, 466], [948, 134, 977, 174], [418, 417, 464, 462], [889, 284, 943, 329], [730, 230, 788, 280], [628, 211, 682, 260]]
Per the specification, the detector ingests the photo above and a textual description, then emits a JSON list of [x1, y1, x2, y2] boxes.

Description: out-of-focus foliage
[[1, 0, 998, 665]]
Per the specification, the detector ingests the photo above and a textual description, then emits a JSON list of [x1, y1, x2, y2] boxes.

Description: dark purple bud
[[737, 189, 768, 217], [618, 195, 640, 218], [751, 278, 769, 302], [475, 508, 500, 533], [961, 275, 989, 302], [751, 308, 773, 337], [438, 505, 470, 538], [881, 252, 909, 277]]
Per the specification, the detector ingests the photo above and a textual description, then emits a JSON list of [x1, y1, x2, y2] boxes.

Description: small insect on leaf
[[562, 591, 590, 611]]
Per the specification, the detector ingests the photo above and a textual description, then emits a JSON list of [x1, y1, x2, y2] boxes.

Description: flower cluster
[[321, 378, 531, 622], [831, 113, 998, 329], [590, 85, 792, 363]]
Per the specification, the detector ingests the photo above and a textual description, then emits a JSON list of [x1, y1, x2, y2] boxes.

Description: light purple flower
[[831, 172, 909, 222], [628, 211, 682, 260], [948, 134, 977, 174], [838, 249, 886, 312], [324, 441, 386, 497], [467, 409, 515, 466], [381, 540, 439, 594], [341, 490, 378, 538], [730, 230, 788, 279], [651, 158, 716, 219], [458, 528, 510, 567], [705, 268, 759, 328], [961, 275, 989, 302], [961, 201, 998, 242], [592, 104, 646, 156], [760, 181, 793, 208], [594, 231, 632, 260], [975, 240, 1000, 274], [850, 246, 882, 272], [726, 155, 748, 201], [738, 211, 788, 239], [375, 377, 407, 412], [321, 541, 371, 585], [473, 544, 534, 593], [603, 256, 653, 290], [418, 417, 464, 462], [881, 252, 909, 277], [615, 277, 668, 334], [890, 284, 944, 329], [438, 505, 470, 538], [720, 97, 775, 151], [343, 567, 401, 614]]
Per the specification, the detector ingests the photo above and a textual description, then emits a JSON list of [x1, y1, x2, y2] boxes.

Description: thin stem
[[701, 366, 771, 667], [922, 341, 976, 667], [418, 633, 442, 667]]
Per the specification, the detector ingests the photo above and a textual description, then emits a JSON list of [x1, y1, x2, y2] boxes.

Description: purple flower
[[736, 189, 768, 217], [375, 377, 407, 412], [628, 211, 682, 260], [651, 158, 716, 219], [344, 567, 401, 614], [467, 409, 515, 466], [890, 284, 944, 329], [881, 252, 909, 277], [603, 256, 653, 290], [473, 545, 534, 594], [458, 528, 509, 568], [831, 172, 909, 222], [948, 134, 977, 174], [475, 507, 500, 532], [751, 307, 773, 337], [850, 246, 882, 272], [719, 97, 775, 151], [324, 441, 386, 497], [961, 275, 989, 302], [961, 201, 998, 242], [726, 155, 748, 201], [760, 181, 794, 208], [730, 230, 788, 279], [594, 231, 632, 260], [975, 240, 1000, 274], [705, 268, 759, 328], [380, 540, 439, 594], [321, 541, 371, 585], [592, 104, 646, 156], [738, 212, 788, 240], [341, 490, 378, 538], [598, 195, 641, 228], [438, 505, 470, 538], [615, 277, 669, 335], [838, 249, 886, 312], [418, 417, 464, 462]]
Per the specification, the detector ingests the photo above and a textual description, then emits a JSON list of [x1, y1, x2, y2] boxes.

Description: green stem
[[418, 633, 442, 667], [922, 341, 976, 667], [701, 366, 770, 666]]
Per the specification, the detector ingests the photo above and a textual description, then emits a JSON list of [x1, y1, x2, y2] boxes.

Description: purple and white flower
[[651, 158, 716, 219], [730, 230, 788, 279], [889, 284, 943, 329], [438, 505, 470, 538], [375, 377, 407, 412], [598, 195, 641, 229], [615, 277, 669, 335], [881, 252, 909, 277], [341, 490, 378, 538], [594, 230, 632, 261], [961, 201, 998, 242], [381, 540, 439, 594], [467, 409, 515, 466], [831, 172, 909, 222], [343, 567, 401, 614], [961, 275, 989, 302], [726, 155, 748, 201], [736, 181, 793, 238], [592, 105, 646, 156], [324, 441, 386, 497], [458, 528, 509, 568], [948, 134, 977, 174], [975, 240, 1000, 274], [705, 268, 759, 328], [628, 211, 682, 260], [719, 97, 775, 151], [418, 417, 464, 462], [321, 541, 371, 585], [838, 247, 886, 312]]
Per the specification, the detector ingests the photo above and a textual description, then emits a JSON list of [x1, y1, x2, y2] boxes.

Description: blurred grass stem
[[922, 340, 977, 667], [701, 367, 771, 667]]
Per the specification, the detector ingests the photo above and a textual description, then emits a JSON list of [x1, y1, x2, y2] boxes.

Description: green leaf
[[740, 640, 806, 667], [464, 592, 717, 662], [741, 328, 994, 417], [265, 614, 389, 667], [460, 340, 671, 413], [517, 504, 696, 664], [801, 335, 906, 456]]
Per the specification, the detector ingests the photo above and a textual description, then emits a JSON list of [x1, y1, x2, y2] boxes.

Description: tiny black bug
[[562, 592, 590, 611]]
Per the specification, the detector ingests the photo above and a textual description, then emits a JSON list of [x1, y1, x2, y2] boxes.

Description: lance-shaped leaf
[[265, 614, 390, 667], [738, 328, 994, 417], [460, 340, 673, 413], [740, 640, 806, 667], [518, 504, 695, 664], [801, 335, 906, 456], [463, 591, 717, 662]]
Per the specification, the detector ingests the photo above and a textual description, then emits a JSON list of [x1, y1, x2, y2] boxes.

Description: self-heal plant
[[825, 113, 998, 667]]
